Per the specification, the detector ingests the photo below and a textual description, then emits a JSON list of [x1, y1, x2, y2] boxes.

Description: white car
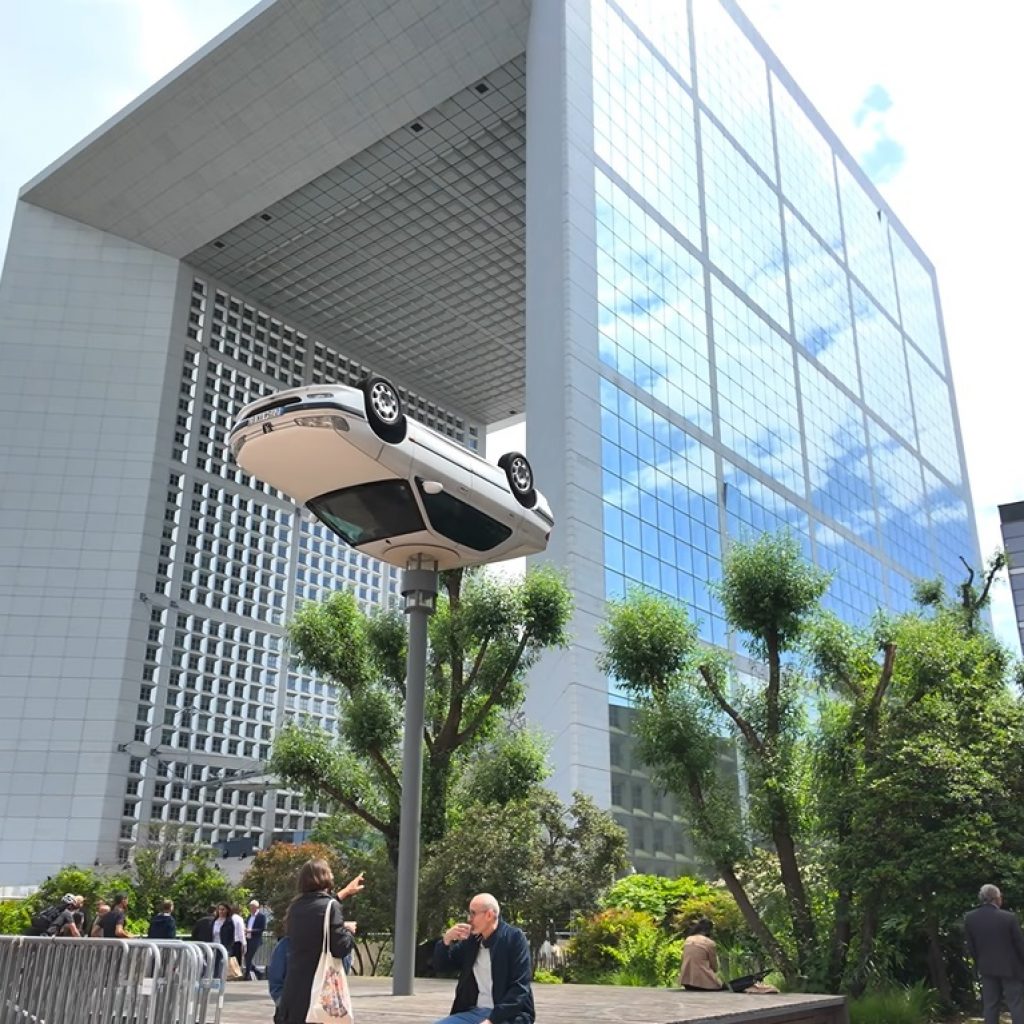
[[227, 377, 553, 570]]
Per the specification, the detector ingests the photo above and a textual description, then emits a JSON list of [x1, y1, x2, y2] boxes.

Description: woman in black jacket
[[278, 860, 365, 1024], [213, 902, 242, 962]]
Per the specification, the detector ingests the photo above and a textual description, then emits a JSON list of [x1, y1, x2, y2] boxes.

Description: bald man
[[433, 892, 535, 1024]]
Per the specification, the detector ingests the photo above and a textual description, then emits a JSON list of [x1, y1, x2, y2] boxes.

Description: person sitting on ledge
[[433, 892, 535, 1024], [678, 918, 726, 991]]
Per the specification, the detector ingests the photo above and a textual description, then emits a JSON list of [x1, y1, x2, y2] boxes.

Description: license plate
[[250, 407, 284, 423]]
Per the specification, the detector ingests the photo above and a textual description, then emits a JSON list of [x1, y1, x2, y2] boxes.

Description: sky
[[2, 0, 1022, 647]]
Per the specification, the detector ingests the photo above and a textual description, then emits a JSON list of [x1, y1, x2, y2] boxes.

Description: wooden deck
[[221, 975, 848, 1024]]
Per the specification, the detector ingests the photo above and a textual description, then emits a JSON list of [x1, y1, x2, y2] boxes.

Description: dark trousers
[[981, 975, 1024, 1024], [244, 936, 263, 979]]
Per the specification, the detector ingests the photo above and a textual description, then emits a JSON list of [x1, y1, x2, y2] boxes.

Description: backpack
[[30, 905, 64, 936]]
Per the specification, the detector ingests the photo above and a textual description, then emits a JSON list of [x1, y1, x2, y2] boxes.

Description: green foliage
[[531, 969, 563, 984], [419, 790, 627, 947], [600, 874, 743, 944], [457, 729, 551, 808], [240, 843, 351, 938], [715, 531, 831, 659], [599, 532, 1024, 1000], [277, 566, 573, 876], [848, 983, 936, 1024], [130, 842, 242, 925], [0, 900, 30, 935], [566, 908, 682, 986], [29, 865, 126, 921]]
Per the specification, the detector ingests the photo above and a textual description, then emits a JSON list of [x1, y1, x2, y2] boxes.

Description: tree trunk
[[827, 887, 852, 991], [718, 863, 798, 985], [925, 916, 952, 1006], [849, 903, 877, 997]]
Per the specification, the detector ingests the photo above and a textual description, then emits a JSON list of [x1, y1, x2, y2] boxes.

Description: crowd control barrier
[[0, 935, 225, 1024]]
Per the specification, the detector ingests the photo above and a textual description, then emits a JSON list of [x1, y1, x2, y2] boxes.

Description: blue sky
[[3, 0, 1022, 647]]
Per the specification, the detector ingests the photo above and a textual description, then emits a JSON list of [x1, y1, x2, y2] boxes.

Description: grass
[[849, 982, 937, 1024]]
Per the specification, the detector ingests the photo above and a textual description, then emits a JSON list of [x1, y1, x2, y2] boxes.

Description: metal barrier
[[0, 935, 225, 1024]]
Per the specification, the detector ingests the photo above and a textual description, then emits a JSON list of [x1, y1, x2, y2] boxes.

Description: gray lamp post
[[391, 555, 439, 996]]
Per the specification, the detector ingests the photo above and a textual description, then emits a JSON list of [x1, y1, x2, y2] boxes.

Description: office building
[[0, 0, 979, 885]]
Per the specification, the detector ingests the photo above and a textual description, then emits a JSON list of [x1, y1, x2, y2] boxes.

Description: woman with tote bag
[[277, 859, 365, 1024]]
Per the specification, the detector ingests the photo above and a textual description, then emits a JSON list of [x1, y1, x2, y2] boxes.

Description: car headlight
[[295, 415, 349, 432]]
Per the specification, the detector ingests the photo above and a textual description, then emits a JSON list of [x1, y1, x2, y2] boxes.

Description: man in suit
[[964, 883, 1024, 1024], [432, 893, 534, 1024], [244, 899, 268, 980]]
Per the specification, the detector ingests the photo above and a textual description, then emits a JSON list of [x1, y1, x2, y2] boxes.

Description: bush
[[532, 969, 563, 984], [600, 874, 743, 944], [849, 983, 936, 1024], [566, 908, 682, 986], [0, 900, 30, 935]]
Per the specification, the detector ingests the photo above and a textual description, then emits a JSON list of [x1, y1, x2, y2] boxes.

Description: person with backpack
[[29, 894, 80, 937]]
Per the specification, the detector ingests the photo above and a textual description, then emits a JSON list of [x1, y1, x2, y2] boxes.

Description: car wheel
[[362, 375, 407, 443], [499, 452, 536, 508]]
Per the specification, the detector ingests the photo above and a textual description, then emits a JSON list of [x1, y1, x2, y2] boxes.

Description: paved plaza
[[221, 976, 847, 1024]]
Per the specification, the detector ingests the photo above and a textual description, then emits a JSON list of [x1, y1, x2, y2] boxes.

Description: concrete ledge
[[222, 976, 848, 1024]]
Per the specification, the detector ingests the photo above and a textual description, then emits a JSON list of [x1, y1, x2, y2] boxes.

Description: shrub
[[848, 983, 936, 1024], [0, 899, 30, 935], [566, 907, 682, 986], [601, 873, 743, 944], [532, 969, 563, 984]]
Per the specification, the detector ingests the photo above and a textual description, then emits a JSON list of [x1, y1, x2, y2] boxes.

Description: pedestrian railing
[[0, 935, 225, 1024]]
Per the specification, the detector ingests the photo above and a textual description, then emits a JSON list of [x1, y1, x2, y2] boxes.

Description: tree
[[809, 600, 1024, 1003], [598, 530, 1024, 1001], [240, 842, 350, 938], [418, 790, 628, 949], [271, 566, 572, 869], [599, 532, 828, 985]]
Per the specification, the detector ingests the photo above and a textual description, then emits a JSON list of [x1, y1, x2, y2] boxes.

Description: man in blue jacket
[[433, 893, 535, 1024]]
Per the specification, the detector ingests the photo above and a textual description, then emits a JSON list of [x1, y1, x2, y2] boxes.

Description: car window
[[308, 480, 425, 546], [415, 479, 512, 551]]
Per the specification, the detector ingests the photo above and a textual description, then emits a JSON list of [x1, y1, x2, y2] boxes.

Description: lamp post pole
[[391, 555, 439, 996]]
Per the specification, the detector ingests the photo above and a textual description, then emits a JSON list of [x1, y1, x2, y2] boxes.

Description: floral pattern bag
[[306, 902, 353, 1024]]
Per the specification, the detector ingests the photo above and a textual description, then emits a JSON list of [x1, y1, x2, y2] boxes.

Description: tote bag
[[306, 902, 353, 1024]]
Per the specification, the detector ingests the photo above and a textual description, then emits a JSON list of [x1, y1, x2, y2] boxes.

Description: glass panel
[[712, 278, 804, 493], [906, 343, 961, 484], [592, 0, 701, 245], [693, 0, 775, 178], [702, 112, 788, 327], [596, 171, 712, 431], [786, 208, 859, 390], [837, 161, 897, 315], [773, 75, 842, 253], [307, 480, 425, 546], [814, 523, 886, 628], [799, 355, 875, 541], [415, 480, 512, 551], [614, 0, 691, 82], [854, 285, 916, 446], [598, 377, 726, 651], [891, 229, 945, 370]]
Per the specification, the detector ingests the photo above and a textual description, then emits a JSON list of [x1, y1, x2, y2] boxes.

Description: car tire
[[499, 451, 536, 508], [361, 375, 407, 443]]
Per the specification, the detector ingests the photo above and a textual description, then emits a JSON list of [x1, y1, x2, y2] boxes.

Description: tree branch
[[314, 779, 394, 839], [453, 631, 532, 748], [699, 663, 764, 755]]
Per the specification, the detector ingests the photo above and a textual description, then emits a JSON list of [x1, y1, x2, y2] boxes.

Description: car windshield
[[415, 479, 512, 551], [307, 480, 425, 546]]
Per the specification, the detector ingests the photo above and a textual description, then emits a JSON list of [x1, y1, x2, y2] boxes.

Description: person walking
[[244, 899, 268, 979], [432, 892, 535, 1024], [277, 861, 365, 1024], [190, 905, 216, 943], [964, 883, 1024, 1024], [98, 894, 131, 938]]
